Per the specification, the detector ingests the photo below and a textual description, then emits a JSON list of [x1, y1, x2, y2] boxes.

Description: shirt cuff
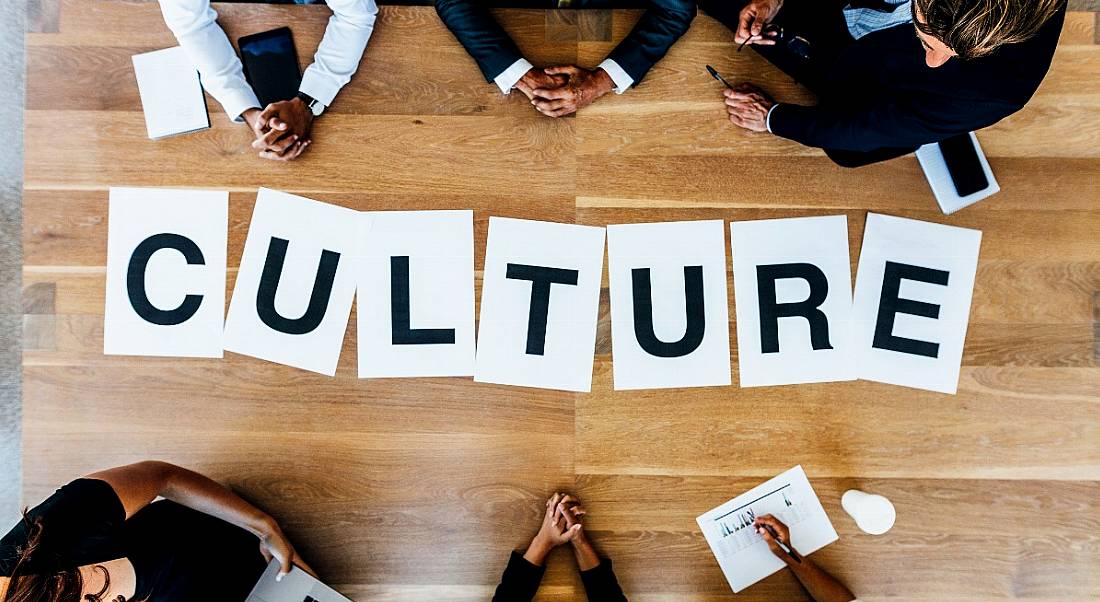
[[766, 103, 779, 134], [494, 58, 534, 95], [597, 59, 634, 94], [222, 85, 262, 124], [299, 68, 340, 109]]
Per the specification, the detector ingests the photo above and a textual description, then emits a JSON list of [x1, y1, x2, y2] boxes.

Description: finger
[[533, 87, 570, 101], [269, 117, 288, 132], [563, 523, 583, 541], [534, 98, 570, 112], [559, 495, 577, 506], [258, 105, 279, 127], [515, 79, 536, 100], [269, 134, 299, 154], [730, 113, 751, 128], [736, 7, 756, 43], [276, 552, 292, 581], [539, 105, 575, 118], [755, 37, 777, 45], [282, 140, 310, 161], [543, 65, 577, 76], [252, 127, 287, 150], [751, 18, 764, 37]]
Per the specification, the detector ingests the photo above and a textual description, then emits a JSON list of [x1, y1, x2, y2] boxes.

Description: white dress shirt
[[159, 0, 378, 122], [494, 58, 634, 95]]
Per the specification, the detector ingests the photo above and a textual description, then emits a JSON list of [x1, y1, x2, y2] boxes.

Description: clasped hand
[[242, 97, 314, 161], [516, 66, 615, 118]]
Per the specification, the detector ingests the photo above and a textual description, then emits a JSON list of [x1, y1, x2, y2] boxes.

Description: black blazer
[[435, 0, 696, 87], [492, 551, 628, 601], [769, 2, 1067, 155]]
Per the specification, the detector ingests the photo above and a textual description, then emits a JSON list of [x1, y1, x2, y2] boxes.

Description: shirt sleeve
[[491, 550, 545, 602], [0, 479, 126, 577], [494, 58, 534, 95], [158, 0, 261, 122], [579, 557, 628, 602], [598, 59, 634, 94], [298, 0, 378, 108]]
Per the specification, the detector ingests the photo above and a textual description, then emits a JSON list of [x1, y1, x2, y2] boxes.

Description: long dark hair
[[2, 511, 125, 602]]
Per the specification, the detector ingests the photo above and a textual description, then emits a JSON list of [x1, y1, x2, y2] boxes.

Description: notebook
[[132, 46, 210, 140], [697, 466, 838, 593], [916, 132, 1000, 215]]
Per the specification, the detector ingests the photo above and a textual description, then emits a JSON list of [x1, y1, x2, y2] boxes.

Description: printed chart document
[[132, 46, 209, 139], [697, 466, 838, 593]]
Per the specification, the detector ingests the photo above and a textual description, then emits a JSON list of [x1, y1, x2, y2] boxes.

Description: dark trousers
[[697, 0, 917, 167]]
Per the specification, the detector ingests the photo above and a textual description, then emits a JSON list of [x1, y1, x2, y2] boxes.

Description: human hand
[[736, 0, 783, 46], [249, 98, 314, 161], [530, 66, 615, 118], [257, 518, 317, 581], [514, 68, 567, 101], [556, 494, 604, 571], [523, 492, 584, 566], [724, 82, 774, 132], [754, 513, 796, 561]]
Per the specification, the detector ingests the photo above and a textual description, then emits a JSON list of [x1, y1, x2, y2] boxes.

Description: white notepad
[[916, 132, 999, 215], [697, 466, 839, 593], [132, 46, 209, 140]]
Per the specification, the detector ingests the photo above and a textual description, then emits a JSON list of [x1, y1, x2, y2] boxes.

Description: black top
[[698, 0, 1066, 164], [0, 479, 267, 601], [492, 550, 627, 601], [435, 0, 696, 87]]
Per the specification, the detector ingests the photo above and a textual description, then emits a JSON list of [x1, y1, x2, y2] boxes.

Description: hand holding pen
[[754, 514, 802, 563]]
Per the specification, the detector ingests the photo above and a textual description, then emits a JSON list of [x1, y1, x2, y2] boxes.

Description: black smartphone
[[937, 133, 989, 197], [238, 27, 302, 107]]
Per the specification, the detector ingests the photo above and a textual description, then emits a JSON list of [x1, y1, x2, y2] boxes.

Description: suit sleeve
[[435, 0, 525, 83], [767, 95, 1014, 152], [606, 0, 696, 85], [580, 557, 628, 602], [492, 551, 546, 602]]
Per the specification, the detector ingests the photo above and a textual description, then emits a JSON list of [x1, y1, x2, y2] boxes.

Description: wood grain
[[21, 2, 1100, 600]]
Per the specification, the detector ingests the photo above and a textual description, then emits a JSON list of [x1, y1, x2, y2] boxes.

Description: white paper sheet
[[132, 46, 210, 139], [474, 217, 605, 392], [851, 213, 982, 394], [730, 216, 856, 387], [223, 188, 360, 376], [607, 220, 731, 390], [697, 466, 838, 593], [104, 187, 228, 358], [916, 132, 999, 215], [356, 210, 476, 378]]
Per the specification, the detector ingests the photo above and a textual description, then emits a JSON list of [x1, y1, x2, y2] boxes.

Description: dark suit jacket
[[435, 0, 695, 87], [769, 2, 1067, 156], [492, 551, 628, 601]]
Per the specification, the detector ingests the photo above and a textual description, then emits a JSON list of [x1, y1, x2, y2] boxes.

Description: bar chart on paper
[[698, 466, 838, 593]]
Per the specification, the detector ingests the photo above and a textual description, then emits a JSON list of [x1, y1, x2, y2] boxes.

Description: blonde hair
[[914, 0, 1064, 59]]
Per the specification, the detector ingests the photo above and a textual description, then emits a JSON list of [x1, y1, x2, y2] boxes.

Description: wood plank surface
[[21, 1, 1100, 600]]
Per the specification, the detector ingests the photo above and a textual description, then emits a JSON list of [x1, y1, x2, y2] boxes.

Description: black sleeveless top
[[0, 479, 267, 601]]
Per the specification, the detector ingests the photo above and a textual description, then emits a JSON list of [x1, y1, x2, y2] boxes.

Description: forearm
[[572, 535, 601, 571], [156, 463, 276, 539], [786, 556, 856, 602], [299, 0, 378, 107], [158, 0, 259, 121]]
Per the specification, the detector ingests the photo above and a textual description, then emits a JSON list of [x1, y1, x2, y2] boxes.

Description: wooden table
[[22, 1, 1100, 599]]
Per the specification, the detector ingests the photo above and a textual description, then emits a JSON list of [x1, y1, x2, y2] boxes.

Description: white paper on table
[[915, 132, 999, 215], [730, 216, 855, 387], [104, 187, 228, 358], [356, 210, 475, 378], [474, 217, 605, 392], [132, 46, 210, 139], [851, 213, 982, 394], [223, 188, 360, 376], [697, 465, 838, 594], [606, 220, 731, 390]]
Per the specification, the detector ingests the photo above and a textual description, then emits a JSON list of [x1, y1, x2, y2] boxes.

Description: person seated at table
[[159, 0, 378, 161], [436, 0, 695, 118], [0, 461, 311, 601], [701, 0, 1066, 167], [753, 513, 857, 601], [493, 492, 627, 601]]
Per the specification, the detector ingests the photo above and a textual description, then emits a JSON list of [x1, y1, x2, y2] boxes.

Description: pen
[[706, 65, 734, 89], [760, 524, 802, 563]]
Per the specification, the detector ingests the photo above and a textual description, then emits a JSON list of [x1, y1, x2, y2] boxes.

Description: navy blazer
[[769, 2, 1067, 154], [435, 0, 696, 87]]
